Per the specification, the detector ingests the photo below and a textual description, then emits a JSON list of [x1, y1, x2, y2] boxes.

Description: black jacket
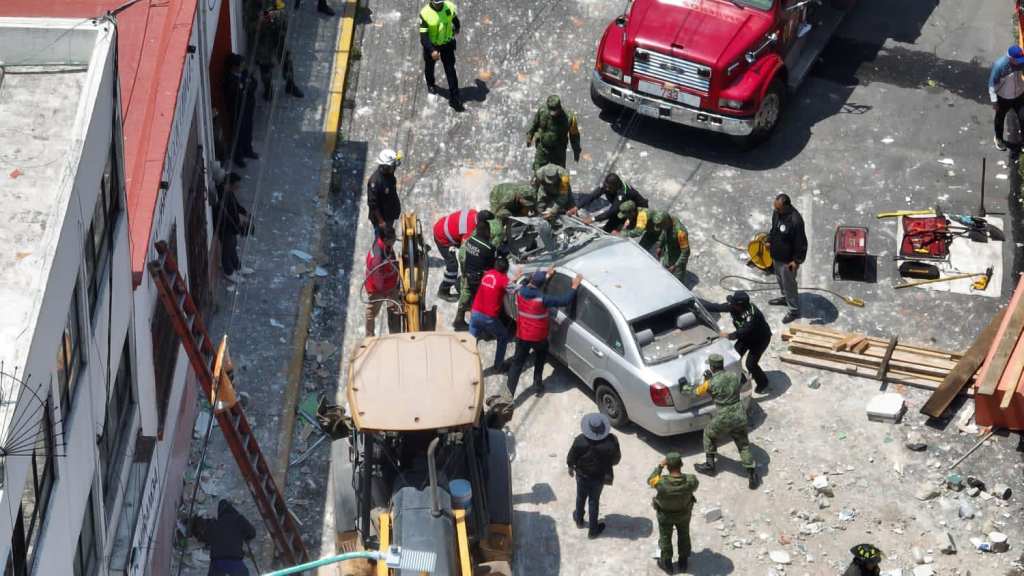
[[768, 206, 807, 264], [198, 501, 256, 561], [578, 182, 649, 222], [842, 563, 879, 576], [367, 166, 401, 225], [214, 188, 248, 239], [566, 433, 621, 479], [703, 301, 771, 347], [462, 233, 495, 283]]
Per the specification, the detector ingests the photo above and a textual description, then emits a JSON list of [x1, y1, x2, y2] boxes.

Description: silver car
[[503, 216, 750, 437]]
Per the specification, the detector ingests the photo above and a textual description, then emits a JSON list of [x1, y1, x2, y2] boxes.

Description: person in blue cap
[[988, 45, 1024, 151]]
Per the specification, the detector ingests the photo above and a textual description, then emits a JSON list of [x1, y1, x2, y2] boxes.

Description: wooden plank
[[788, 343, 950, 379], [853, 339, 871, 354], [977, 277, 1024, 396], [999, 374, 1020, 409], [779, 353, 954, 392], [877, 336, 900, 387], [831, 334, 860, 351], [922, 308, 1006, 417], [837, 335, 866, 352], [789, 324, 962, 359]]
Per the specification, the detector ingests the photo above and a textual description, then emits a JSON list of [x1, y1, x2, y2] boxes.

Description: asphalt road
[[315, 1, 1024, 575]]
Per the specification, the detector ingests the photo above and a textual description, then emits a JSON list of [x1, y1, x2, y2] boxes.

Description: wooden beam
[[876, 336, 900, 385], [977, 282, 1024, 396], [780, 353, 955, 392], [921, 308, 1006, 418], [787, 344, 948, 379]]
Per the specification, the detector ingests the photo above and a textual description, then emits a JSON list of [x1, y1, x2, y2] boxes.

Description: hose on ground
[[718, 275, 866, 308]]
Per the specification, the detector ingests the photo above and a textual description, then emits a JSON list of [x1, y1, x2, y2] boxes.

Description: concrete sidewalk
[[172, 2, 347, 573]]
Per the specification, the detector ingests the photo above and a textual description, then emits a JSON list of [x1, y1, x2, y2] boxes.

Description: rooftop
[[0, 18, 114, 370]]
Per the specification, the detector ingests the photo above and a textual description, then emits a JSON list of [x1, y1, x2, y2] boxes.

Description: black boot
[[452, 305, 469, 331], [748, 468, 761, 490], [286, 80, 304, 98], [449, 91, 465, 112], [677, 556, 688, 573], [694, 454, 716, 476], [656, 559, 673, 574], [317, 0, 335, 15], [436, 284, 458, 302]]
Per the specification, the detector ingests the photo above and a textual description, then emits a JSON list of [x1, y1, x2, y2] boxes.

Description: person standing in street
[[420, 0, 463, 110], [432, 208, 479, 301], [256, 1, 304, 101], [614, 202, 661, 254], [988, 45, 1024, 151], [702, 291, 773, 393], [526, 95, 581, 171], [843, 544, 884, 576], [577, 173, 649, 233], [364, 225, 402, 336], [469, 257, 516, 374], [192, 499, 257, 576], [367, 149, 403, 235], [648, 452, 699, 574], [454, 217, 496, 331], [506, 268, 581, 397], [767, 193, 807, 324], [215, 174, 254, 284], [223, 53, 259, 168], [692, 354, 760, 489], [655, 212, 691, 284], [566, 413, 621, 540]]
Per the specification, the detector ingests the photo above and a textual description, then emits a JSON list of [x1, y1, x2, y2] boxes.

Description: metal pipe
[[263, 551, 380, 576], [427, 436, 441, 518]]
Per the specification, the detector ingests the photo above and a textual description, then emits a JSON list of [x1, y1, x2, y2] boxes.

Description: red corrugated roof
[[1, 0, 198, 286]]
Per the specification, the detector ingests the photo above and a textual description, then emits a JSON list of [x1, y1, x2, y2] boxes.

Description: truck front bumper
[[591, 71, 755, 137]]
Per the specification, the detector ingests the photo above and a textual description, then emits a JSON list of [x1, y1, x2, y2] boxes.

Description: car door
[[565, 287, 626, 388], [544, 272, 574, 359]]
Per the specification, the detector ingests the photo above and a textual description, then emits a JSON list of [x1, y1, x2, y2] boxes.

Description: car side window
[[545, 272, 572, 295], [575, 288, 624, 356]]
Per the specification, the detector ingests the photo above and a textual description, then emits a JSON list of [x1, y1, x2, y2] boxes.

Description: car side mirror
[[635, 328, 654, 347], [615, 15, 626, 27], [676, 312, 698, 330]]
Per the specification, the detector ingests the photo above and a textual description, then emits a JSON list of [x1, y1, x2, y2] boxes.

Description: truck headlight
[[718, 98, 745, 110], [601, 64, 623, 81]]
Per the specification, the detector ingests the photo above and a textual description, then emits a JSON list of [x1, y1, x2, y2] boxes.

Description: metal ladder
[[148, 241, 309, 566]]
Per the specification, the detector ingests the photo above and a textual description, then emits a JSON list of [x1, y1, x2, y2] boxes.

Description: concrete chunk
[[703, 506, 722, 523], [866, 393, 905, 422], [938, 531, 957, 554]]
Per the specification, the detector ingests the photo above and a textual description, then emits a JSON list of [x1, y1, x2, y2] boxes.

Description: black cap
[[477, 209, 494, 222], [726, 291, 749, 306]]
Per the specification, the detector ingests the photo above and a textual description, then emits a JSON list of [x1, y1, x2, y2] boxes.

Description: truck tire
[[590, 82, 620, 114], [331, 438, 359, 535], [738, 78, 785, 148], [485, 428, 513, 525], [595, 383, 629, 428]]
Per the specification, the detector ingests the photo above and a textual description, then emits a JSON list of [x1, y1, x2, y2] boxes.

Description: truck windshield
[[631, 301, 717, 365], [733, 0, 773, 10]]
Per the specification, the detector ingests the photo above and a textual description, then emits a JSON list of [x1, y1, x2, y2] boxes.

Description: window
[[108, 434, 154, 576], [85, 148, 122, 317], [574, 288, 624, 355], [57, 282, 84, 419], [545, 272, 572, 295], [151, 226, 179, 433], [73, 488, 99, 576], [8, 395, 57, 575], [99, 340, 136, 521]]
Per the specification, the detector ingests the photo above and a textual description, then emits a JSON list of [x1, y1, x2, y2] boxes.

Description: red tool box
[[900, 216, 950, 260]]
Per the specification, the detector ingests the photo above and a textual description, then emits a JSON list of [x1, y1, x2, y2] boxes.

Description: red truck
[[591, 0, 856, 146]]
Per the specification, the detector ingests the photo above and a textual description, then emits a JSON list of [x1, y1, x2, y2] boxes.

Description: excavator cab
[[332, 333, 514, 576]]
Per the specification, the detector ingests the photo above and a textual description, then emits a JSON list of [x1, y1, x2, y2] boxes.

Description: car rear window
[[631, 300, 716, 365]]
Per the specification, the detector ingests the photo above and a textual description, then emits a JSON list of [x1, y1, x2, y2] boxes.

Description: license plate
[[638, 102, 660, 118], [638, 79, 701, 108], [673, 90, 700, 108]]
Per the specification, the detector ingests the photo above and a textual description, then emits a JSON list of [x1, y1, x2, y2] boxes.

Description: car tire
[[590, 82, 620, 114], [595, 383, 629, 428], [735, 77, 784, 149]]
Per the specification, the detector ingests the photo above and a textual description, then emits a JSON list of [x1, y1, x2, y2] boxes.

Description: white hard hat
[[377, 149, 402, 167]]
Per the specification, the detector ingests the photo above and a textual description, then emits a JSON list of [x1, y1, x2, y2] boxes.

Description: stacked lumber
[[781, 324, 965, 392], [974, 276, 1024, 430]]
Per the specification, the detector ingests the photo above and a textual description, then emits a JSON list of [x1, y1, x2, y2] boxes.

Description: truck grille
[[633, 48, 711, 94]]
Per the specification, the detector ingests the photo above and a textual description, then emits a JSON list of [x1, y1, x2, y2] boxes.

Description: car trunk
[[644, 337, 742, 413]]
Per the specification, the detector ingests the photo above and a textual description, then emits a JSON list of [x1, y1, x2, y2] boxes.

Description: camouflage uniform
[[656, 213, 691, 283], [255, 4, 298, 99], [618, 202, 660, 253], [489, 182, 537, 220], [698, 366, 753, 470], [526, 95, 582, 171], [648, 453, 699, 567], [534, 164, 574, 217]]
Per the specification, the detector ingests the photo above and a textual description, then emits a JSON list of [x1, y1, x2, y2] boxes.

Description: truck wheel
[[331, 438, 359, 535], [738, 78, 785, 148], [595, 383, 629, 428], [590, 83, 620, 114]]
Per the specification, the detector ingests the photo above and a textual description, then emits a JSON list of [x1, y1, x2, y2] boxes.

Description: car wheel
[[591, 82, 620, 114], [595, 383, 629, 428], [735, 77, 784, 148]]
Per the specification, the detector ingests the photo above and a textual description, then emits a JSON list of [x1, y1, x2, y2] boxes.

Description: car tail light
[[649, 383, 674, 407]]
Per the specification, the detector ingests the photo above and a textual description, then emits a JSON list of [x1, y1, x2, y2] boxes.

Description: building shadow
[[601, 514, 654, 540], [512, 510, 560, 576]]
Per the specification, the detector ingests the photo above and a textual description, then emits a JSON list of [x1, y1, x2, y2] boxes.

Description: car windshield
[[631, 300, 718, 365], [728, 0, 773, 10]]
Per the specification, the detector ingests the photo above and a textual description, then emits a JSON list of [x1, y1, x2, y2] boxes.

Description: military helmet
[[707, 353, 724, 369], [617, 200, 637, 219], [546, 95, 562, 111], [665, 451, 682, 468]]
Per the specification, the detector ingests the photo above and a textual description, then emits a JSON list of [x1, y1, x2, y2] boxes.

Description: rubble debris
[[916, 483, 941, 501], [768, 550, 791, 564], [991, 483, 1012, 500], [812, 475, 833, 497], [867, 393, 906, 423], [905, 431, 928, 451], [938, 531, 957, 554], [958, 499, 976, 519], [912, 566, 934, 576], [290, 249, 314, 262], [991, 532, 1010, 553], [946, 472, 964, 491], [703, 506, 722, 523]]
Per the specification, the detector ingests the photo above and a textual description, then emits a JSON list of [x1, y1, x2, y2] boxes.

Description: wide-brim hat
[[581, 413, 610, 441]]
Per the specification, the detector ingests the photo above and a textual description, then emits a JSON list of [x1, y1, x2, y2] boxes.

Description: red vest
[[472, 270, 508, 317], [432, 209, 478, 247], [515, 292, 549, 342], [364, 238, 398, 294]]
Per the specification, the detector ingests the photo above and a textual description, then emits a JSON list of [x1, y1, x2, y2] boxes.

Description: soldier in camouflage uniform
[[616, 201, 660, 254], [654, 212, 691, 283], [648, 451, 699, 574], [693, 354, 760, 489], [256, 1, 303, 101], [526, 95, 582, 171], [534, 164, 575, 218]]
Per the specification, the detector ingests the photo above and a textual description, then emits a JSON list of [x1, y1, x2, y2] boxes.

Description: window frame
[[85, 147, 123, 319], [57, 282, 84, 423], [8, 395, 57, 575], [573, 287, 625, 356], [99, 339, 136, 522], [73, 488, 99, 576]]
